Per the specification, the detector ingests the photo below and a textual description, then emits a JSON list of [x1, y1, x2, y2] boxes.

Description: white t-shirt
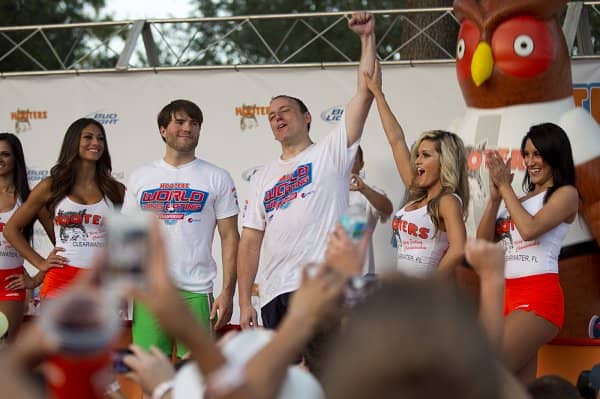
[[123, 158, 239, 293], [0, 202, 24, 269], [242, 121, 358, 307], [54, 196, 114, 269], [392, 194, 462, 278], [348, 183, 390, 275], [496, 191, 571, 279]]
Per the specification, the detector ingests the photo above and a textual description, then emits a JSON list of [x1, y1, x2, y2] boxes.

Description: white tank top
[[54, 196, 114, 269], [392, 204, 447, 278], [496, 191, 571, 279], [0, 201, 24, 269]]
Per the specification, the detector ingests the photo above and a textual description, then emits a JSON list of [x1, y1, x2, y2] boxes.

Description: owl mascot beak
[[471, 41, 494, 86]]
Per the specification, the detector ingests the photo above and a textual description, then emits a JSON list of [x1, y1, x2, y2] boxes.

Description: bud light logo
[[321, 105, 345, 124], [88, 111, 119, 125], [27, 169, 49, 183]]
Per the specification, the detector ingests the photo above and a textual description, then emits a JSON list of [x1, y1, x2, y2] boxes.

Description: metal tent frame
[[1, 2, 598, 76]]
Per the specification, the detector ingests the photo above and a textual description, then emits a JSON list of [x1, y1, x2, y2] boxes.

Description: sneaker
[[588, 315, 600, 338]]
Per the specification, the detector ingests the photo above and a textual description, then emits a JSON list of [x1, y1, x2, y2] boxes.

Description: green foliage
[[174, 0, 459, 65], [0, 0, 116, 72]]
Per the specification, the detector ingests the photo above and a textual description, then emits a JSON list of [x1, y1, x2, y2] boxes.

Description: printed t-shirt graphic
[[122, 158, 239, 293], [391, 194, 462, 278], [53, 197, 114, 268], [496, 191, 571, 279], [392, 205, 446, 278], [242, 121, 358, 307], [139, 183, 209, 224], [263, 163, 312, 214]]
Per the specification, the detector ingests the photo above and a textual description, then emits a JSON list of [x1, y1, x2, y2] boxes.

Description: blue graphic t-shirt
[[123, 158, 238, 292], [242, 119, 358, 306]]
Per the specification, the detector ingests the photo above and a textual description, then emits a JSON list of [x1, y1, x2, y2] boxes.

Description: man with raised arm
[[238, 12, 376, 329]]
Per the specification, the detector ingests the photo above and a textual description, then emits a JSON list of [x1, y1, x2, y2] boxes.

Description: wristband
[[152, 379, 175, 399]]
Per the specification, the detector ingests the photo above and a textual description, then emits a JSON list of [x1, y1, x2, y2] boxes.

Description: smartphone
[[113, 348, 133, 373], [104, 212, 152, 287]]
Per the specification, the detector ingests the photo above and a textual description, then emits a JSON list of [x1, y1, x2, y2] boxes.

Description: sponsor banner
[[87, 110, 120, 125], [0, 60, 598, 301], [10, 109, 48, 134], [321, 105, 345, 124], [234, 104, 269, 131], [27, 169, 50, 184]]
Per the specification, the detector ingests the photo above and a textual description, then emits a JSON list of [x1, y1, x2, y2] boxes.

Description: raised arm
[[350, 174, 393, 217], [464, 240, 531, 399], [364, 60, 413, 188], [488, 150, 578, 241], [464, 239, 506, 352], [435, 194, 466, 278], [245, 266, 345, 399], [345, 12, 376, 146], [237, 227, 264, 329], [4, 178, 66, 272], [211, 215, 240, 330]]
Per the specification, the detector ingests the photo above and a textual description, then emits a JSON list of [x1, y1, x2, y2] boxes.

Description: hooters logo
[[495, 216, 516, 236], [235, 104, 269, 131], [10, 109, 48, 133], [392, 215, 431, 239], [54, 209, 102, 242], [495, 216, 514, 249]]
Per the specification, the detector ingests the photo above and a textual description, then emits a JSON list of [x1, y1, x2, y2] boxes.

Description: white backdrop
[[1, 60, 599, 320]]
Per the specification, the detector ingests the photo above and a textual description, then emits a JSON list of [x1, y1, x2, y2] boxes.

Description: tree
[[183, 1, 407, 65], [0, 0, 116, 72], [400, 0, 458, 60]]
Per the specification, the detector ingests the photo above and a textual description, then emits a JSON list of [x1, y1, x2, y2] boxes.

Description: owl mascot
[[451, 0, 600, 338]]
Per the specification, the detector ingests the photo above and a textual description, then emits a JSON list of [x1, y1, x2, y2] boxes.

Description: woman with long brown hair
[[5, 118, 124, 299], [0, 133, 53, 339], [477, 123, 578, 383]]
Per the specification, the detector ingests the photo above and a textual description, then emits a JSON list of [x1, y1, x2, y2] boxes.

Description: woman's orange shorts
[[504, 273, 564, 329], [40, 265, 87, 299]]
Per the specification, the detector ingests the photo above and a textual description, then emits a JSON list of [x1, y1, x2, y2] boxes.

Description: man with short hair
[[123, 99, 239, 356], [238, 12, 377, 329]]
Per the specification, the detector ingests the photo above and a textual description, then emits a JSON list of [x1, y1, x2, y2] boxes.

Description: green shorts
[[132, 290, 213, 358]]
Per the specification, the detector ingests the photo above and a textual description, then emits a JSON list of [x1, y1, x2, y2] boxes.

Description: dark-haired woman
[[0, 133, 52, 339], [5, 118, 125, 299], [477, 123, 579, 383]]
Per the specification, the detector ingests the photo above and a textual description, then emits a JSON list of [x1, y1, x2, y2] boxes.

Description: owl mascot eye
[[451, 0, 600, 342]]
